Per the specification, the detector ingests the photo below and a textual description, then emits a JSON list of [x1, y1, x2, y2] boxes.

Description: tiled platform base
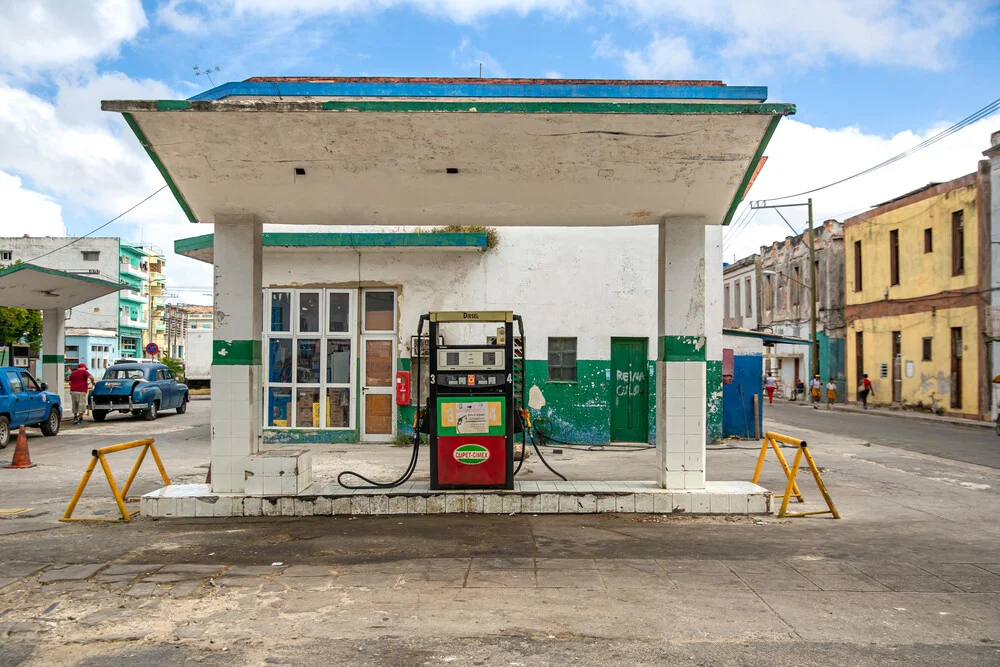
[[141, 480, 771, 518]]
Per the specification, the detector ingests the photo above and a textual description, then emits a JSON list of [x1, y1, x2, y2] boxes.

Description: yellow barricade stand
[[751, 431, 840, 519], [61, 438, 170, 522]]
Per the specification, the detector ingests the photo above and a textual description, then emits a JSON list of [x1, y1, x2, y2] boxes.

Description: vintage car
[[0, 367, 62, 448], [89, 362, 188, 422]]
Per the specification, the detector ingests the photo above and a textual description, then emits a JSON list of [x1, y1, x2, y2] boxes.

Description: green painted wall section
[[659, 336, 707, 362], [266, 355, 719, 446], [818, 332, 847, 403], [42, 354, 64, 364], [213, 340, 262, 365], [706, 360, 723, 444], [264, 428, 358, 444]]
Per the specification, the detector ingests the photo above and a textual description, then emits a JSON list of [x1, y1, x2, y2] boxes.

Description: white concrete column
[[41, 308, 67, 406], [656, 222, 707, 490], [211, 215, 263, 493]]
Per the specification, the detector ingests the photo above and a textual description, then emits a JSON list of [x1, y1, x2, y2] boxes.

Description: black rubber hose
[[526, 425, 567, 481]]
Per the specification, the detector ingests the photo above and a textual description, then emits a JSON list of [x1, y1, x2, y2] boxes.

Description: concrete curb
[[787, 401, 994, 430]]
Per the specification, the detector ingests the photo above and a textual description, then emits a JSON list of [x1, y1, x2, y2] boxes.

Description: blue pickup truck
[[89, 362, 188, 422], [0, 367, 62, 448]]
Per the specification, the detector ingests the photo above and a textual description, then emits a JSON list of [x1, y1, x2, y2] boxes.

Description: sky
[[1, 0, 999, 304]]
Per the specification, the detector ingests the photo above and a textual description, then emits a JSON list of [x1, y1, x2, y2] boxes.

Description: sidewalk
[[787, 399, 994, 429]]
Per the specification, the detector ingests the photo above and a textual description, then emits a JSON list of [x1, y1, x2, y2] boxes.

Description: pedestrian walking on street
[[68, 363, 95, 425], [858, 373, 874, 409], [764, 373, 777, 405], [826, 377, 837, 410], [810, 375, 823, 409]]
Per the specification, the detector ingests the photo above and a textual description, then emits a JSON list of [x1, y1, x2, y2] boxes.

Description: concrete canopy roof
[[0, 264, 124, 310], [103, 78, 793, 228]]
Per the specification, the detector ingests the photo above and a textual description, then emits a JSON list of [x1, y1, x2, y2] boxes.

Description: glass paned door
[[362, 337, 395, 441]]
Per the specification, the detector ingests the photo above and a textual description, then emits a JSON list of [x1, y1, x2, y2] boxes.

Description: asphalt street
[[766, 402, 1000, 469], [1, 398, 999, 665]]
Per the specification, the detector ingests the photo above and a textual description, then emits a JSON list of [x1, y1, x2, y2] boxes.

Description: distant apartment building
[[0, 236, 168, 369], [723, 254, 760, 331], [758, 219, 846, 399], [844, 162, 992, 419], [183, 305, 213, 331], [163, 304, 189, 359]]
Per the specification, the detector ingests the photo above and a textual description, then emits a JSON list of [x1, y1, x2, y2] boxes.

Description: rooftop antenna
[[193, 65, 222, 87]]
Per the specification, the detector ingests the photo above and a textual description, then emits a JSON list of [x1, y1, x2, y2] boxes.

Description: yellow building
[[844, 163, 992, 419]]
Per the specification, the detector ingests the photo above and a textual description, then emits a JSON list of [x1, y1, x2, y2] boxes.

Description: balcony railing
[[120, 262, 148, 278], [121, 288, 146, 302], [120, 313, 148, 328]]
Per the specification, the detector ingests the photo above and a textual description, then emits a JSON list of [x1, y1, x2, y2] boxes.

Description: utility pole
[[751, 197, 820, 379], [807, 197, 818, 379]]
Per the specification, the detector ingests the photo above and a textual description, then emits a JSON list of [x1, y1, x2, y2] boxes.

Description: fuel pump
[[427, 311, 515, 489], [338, 310, 563, 490]]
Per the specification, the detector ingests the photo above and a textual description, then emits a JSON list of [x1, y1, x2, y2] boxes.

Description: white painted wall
[[705, 226, 723, 363], [1, 237, 120, 330], [261, 226, 678, 362], [723, 333, 764, 356]]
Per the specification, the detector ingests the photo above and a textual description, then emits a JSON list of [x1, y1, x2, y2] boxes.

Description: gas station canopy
[[102, 77, 793, 228], [0, 264, 124, 310]]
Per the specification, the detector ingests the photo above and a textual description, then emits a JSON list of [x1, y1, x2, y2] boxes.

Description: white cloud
[[453, 37, 507, 77], [613, 0, 983, 72], [159, 0, 586, 30], [620, 35, 700, 79], [544, 71, 563, 79], [0, 73, 212, 305], [0, 0, 147, 75], [0, 172, 67, 237], [723, 115, 999, 259]]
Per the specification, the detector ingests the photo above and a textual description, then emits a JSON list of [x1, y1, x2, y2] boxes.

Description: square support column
[[41, 308, 67, 406], [211, 215, 263, 493], [704, 226, 724, 444], [656, 222, 707, 490]]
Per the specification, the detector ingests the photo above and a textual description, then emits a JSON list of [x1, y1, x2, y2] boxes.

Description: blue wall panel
[[723, 354, 764, 438]]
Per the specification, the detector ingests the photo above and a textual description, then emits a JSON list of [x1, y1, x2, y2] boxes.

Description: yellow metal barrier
[[61, 438, 170, 522], [751, 431, 840, 519]]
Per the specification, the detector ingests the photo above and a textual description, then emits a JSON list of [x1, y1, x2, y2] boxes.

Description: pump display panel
[[436, 348, 505, 371]]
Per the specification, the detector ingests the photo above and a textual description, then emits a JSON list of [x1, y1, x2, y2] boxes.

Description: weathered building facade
[[844, 164, 993, 419], [758, 220, 846, 399], [722, 254, 760, 331]]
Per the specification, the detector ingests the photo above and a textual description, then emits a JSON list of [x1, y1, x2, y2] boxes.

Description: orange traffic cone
[[5, 425, 36, 469]]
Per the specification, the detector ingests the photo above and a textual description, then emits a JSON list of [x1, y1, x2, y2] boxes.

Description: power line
[[722, 207, 752, 249], [723, 206, 752, 241], [22, 186, 168, 265], [722, 207, 760, 254], [760, 96, 1000, 203]]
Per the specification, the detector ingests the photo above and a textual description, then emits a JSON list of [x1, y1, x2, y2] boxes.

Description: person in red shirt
[[858, 373, 874, 410], [68, 363, 95, 424]]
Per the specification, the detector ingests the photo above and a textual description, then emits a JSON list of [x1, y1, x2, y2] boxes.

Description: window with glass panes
[[264, 288, 355, 429], [548, 337, 578, 381]]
